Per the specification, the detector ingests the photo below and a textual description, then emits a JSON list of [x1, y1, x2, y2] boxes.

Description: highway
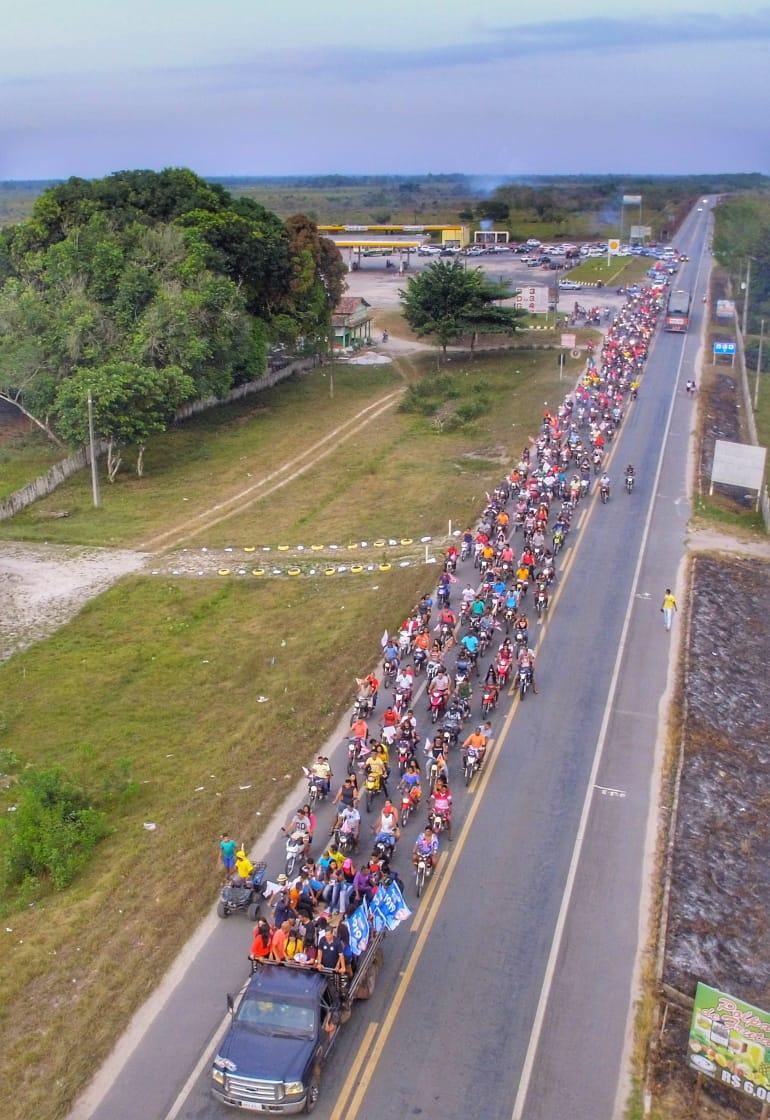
[[77, 202, 711, 1120]]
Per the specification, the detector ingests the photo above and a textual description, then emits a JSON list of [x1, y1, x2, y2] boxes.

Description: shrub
[[2, 767, 110, 891]]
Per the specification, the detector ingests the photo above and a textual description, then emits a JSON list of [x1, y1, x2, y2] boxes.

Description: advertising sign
[[688, 983, 770, 1101], [560, 333, 577, 349], [716, 299, 736, 320], [629, 225, 652, 240], [512, 286, 549, 314], [711, 440, 767, 492], [713, 341, 737, 357], [623, 194, 642, 205], [608, 238, 620, 254]]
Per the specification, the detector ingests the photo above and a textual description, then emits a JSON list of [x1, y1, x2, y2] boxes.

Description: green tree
[[53, 360, 194, 478], [476, 199, 510, 222], [400, 261, 523, 361]]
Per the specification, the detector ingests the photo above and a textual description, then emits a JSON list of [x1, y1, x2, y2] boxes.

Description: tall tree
[[400, 260, 523, 361]]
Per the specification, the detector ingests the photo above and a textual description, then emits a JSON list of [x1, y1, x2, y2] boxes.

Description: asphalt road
[[78, 203, 712, 1120]]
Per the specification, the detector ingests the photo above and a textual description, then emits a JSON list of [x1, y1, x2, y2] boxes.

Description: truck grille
[[225, 1075, 283, 1101]]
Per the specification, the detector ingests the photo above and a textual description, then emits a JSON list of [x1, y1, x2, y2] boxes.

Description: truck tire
[[217, 901, 228, 919], [247, 902, 260, 921], [355, 964, 378, 1000], [304, 1073, 321, 1113]]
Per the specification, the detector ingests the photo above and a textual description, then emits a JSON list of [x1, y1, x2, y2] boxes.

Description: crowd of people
[[220, 283, 667, 969]]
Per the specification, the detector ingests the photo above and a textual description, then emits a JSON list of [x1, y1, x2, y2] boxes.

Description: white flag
[[381, 630, 389, 649]]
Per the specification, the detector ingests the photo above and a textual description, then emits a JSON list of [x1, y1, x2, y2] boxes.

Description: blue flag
[[347, 903, 371, 955], [371, 880, 412, 932]]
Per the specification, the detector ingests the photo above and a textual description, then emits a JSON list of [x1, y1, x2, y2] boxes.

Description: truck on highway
[[665, 289, 691, 332], [212, 931, 384, 1113]]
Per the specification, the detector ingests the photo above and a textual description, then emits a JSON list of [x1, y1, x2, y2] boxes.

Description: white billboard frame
[[710, 440, 767, 504]]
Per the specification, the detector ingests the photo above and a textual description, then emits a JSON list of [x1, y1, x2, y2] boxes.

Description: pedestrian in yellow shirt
[[661, 588, 677, 631]]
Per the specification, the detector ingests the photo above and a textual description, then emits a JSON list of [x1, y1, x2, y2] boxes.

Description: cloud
[[205, 8, 770, 85]]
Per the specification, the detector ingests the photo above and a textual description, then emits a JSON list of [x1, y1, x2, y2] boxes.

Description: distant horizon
[[1, 169, 768, 187]]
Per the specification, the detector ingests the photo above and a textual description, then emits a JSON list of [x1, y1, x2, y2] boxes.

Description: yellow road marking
[[327, 1021, 379, 1120]]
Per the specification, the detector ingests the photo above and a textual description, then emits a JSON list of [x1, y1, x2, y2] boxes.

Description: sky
[[2, 0, 769, 180]]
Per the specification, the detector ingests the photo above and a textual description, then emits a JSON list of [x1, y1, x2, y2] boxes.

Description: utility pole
[[742, 257, 752, 337], [87, 389, 101, 508], [754, 318, 765, 410]]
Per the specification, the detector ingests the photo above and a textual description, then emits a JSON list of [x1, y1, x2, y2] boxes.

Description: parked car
[[558, 279, 583, 290]]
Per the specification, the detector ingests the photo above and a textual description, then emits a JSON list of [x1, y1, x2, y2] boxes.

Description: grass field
[[567, 255, 653, 287], [0, 364, 400, 547], [0, 569, 428, 1120], [0, 418, 63, 499], [0, 350, 583, 551]]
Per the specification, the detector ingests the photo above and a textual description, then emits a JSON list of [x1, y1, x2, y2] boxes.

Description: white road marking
[[595, 785, 627, 798], [510, 220, 708, 1120]]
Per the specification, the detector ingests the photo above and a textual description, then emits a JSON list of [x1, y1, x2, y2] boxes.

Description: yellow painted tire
[[351, 564, 363, 574], [277, 545, 290, 552], [400, 538, 413, 545], [311, 544, 324, 551], [244, 546, 256, 553], [324, 567, 336, 576], [374, 539, 386, 548], [252, 568, 265, 576], [218, 569, 231, 576], [287, 567, 301, 577], [379, 563, 392, 572]]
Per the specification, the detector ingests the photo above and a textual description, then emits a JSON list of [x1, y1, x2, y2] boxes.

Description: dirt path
[[687, 525, 770, 560], [0, 542, 147, 661], [138, 387, 404, 552]]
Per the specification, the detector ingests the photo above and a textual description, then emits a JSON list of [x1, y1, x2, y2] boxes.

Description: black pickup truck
[[212, 934, 384, 1113]]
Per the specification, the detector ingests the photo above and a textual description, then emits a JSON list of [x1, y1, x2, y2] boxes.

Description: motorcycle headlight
[[284, 1081, 305, 1096]]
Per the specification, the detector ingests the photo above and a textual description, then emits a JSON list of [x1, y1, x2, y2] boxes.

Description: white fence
[[0, 356, 318, 522]]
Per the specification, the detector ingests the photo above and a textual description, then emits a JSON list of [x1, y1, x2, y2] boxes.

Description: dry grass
[[0, 567, 428, 1120]]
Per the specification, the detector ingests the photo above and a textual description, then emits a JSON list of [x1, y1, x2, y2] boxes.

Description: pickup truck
[[212, 933, 384, 1113]]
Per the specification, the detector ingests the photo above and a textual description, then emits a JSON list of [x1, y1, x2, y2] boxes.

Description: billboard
[[716, 299, 736, 320], [512, 286, 549, 314], [711, 440, 766, 491], [623, 194, 642, 205], [689, 983, 770, 1101], [630, 225, 652, 240], [560, 333, 577, 349]]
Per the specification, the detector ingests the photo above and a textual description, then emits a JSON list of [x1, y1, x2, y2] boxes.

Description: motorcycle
[[415, 850, 433, 897], [303, 768, 328, 807], [429, 807, 451, 837], [352, 695, 373, 723], [413, 646, 427, 674], [394, 686, 412, 717], [535, 586, 549, 619], [397, 739, 414, 776], [284, 832, 306, 879], [481, 683, 498, 717], [518, 664, 532, 701], [625, 472, 635, 494], [600, 484, 610, 504], [346, 736, 367, 775], [382, 658, 398, 687], [463, 746, 481, 787], [364, 769, 383, 814], [460, 540, 471, 562], [400, 788, 417, 828], [429, 689, 447, 724]]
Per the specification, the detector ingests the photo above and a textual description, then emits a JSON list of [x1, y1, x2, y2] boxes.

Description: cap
[[277, 873, 288, 884]]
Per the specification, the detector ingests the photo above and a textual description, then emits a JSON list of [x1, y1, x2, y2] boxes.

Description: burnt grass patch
[[653, 554, 770, 1117]]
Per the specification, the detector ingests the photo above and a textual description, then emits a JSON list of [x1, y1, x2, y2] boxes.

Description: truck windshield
[[237, 997, 316, 1038]]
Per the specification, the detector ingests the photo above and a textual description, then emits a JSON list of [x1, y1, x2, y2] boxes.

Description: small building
[[474, 229, 509, 245], [332, 296, 373, 349]]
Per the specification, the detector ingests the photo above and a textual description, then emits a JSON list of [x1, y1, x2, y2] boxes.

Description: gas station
[[320, 224, 469, 272]]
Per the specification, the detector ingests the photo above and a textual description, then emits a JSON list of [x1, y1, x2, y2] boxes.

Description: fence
[[0, 356, 318, 523], [734, 319, 770, 531]]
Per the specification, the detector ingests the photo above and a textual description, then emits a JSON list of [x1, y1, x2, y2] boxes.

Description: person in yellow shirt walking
[[661, 588, 678, 631]]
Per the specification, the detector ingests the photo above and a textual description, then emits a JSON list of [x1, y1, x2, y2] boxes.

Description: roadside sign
[[560, 333, 577, 349], [629, 225, 652, 240], [715, 300, 736, 320], [688, 983, 770, 1101], [623, 194, 642, 205], [713, 341, 737, 357], [512, 285, 549, 314], [608, 239, 620, 254], [711, 439, 766, 492]]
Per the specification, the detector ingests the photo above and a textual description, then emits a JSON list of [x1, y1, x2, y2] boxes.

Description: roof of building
[[335, 296, 371, 316]]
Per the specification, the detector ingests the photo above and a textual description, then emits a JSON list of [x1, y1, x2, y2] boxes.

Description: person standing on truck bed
[[316, 926, 346, 973]]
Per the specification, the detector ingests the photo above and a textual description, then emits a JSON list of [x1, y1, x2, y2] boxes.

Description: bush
[[399, 374, 459, 415], [2, 767, 110, 891]]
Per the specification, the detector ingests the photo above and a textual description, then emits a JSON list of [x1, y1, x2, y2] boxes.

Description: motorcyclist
[[413, 826, 439, 869], [430, 777, 453, 839], [310, 755, 332, 796], [517, 645, 538, 694], [425, 735, 449, 785], [338, 803, 360, 847], [600, 472, 611, 496], [373, 801, 400, 851], [400, 759, 422, 807], [463, 726, 488, 768]]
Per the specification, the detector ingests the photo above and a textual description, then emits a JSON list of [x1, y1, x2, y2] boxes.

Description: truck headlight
[[212, 1069, 225, 1085], [284, 1081, 305, 1096]]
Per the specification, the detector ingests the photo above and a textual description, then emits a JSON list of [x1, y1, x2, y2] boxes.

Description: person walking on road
[[661, 588, 678, 631]]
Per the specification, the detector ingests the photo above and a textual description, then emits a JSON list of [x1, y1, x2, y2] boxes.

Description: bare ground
[[652, 553, 770, 1118], [0, 543, 146, 661]]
